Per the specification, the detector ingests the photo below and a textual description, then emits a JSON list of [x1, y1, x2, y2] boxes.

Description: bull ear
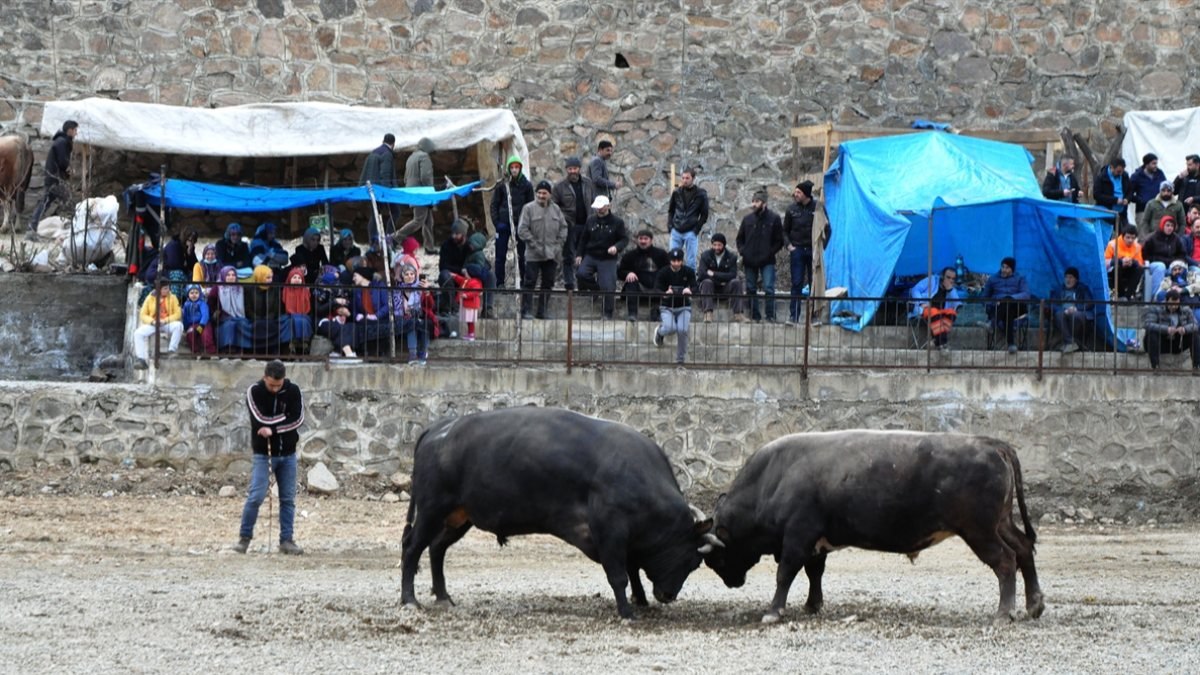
[[715, 525, 730, 541], [693, 517, 714, 534]]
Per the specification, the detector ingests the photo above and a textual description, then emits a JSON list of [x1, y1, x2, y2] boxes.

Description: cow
[[0, 135, 34, 231], [400, 407, 720, 619], [703, 430, 1044, 624]]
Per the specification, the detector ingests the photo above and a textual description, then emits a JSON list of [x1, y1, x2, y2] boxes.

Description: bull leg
[[627, 562, 649, 607], [962, 532, 1019, 623], [593, 525, 635, 619], [803, 554, 827, 614], [429, 522, 473, 606], [401, 515, 445, 608], [763, 558, 804, 624], [1000, 524, 1045, 619]]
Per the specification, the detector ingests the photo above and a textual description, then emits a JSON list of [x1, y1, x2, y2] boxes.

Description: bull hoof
[[633, 597, 650, 607], [761, 611, 781, 624], [400, 597, 423, 610], [992, 609, 1018, 626], [804, 601, 823, 615], [1027, 594, 1046, 619], [433, 597, 456, 609]]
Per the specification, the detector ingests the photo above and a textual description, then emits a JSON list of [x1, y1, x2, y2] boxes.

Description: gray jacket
[[404, 137, 434, 187], [518, 200, 568, 262]]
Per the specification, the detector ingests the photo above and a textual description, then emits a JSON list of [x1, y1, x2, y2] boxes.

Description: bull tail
[[999, 442, 1036, 547], [401, 426, 434, 552]]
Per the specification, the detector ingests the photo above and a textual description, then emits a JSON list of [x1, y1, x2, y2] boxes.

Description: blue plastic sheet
[[138, 178, 479, 212]]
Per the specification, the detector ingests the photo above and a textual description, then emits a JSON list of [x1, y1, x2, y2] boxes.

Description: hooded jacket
[[43, 130, 73, 182], [404, 138, 434, 188], [360, 143, 396, 188], [490, 161, 534, 228], [246, 378, 305, 456], [289, 228, 329, 284], [735, 206, 784, 268], [1143, 301, 1198, 335], [250, 224, 289, 268], [1141, 216, 1195, 266], [517, 199, 568, 262], [216, 223, 253, 269]]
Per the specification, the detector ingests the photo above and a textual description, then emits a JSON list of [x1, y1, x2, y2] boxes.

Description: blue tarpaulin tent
[[135, 178, 479, 212], [823, 132, 1117, 331]]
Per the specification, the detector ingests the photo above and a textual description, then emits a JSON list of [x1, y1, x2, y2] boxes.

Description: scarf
[[281, 268, 311, 315], [252, 265, 273, 289], [199, 244, 221, 283], [217, 266, 245, 318]]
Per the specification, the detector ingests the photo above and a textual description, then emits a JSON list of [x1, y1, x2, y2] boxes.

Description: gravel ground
[[1, 493, 1198, 674]]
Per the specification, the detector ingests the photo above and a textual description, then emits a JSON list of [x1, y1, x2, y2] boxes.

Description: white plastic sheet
[[1121, 107, 1200, 177], [59, 195, 119, 268]]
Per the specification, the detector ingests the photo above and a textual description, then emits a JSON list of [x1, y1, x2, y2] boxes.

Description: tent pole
[[366, 181, 397, 360], [926, 206, 935, 372], [153, 165, 168, 370]]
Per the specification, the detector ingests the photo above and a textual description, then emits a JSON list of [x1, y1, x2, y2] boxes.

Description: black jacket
[[290, 245, 330, 284], [655, 264, 697, 309], [246, 378, 305, 456], [1141, 230, 1195, 266], [618, 245, 670, 286], [438, 238, 472, 276], [360, 144, 396, 188], [1093, 169, 1134, 210], [1041, 169, 1081, 203], [735, 207, 784, 268], [44, 130, 73, 182], [577, 212, 629, 260], [215, 238, 252, 269], [697, 248, 740, 288], [1175, 170, 1200, 207], [668, 185, 709, 235], [491, 175, 535, 229], [783, 199, 818, 248]]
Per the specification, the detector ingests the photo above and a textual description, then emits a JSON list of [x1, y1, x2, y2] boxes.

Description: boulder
[[307, 461, 339, 494], [389, 471, 411, 490], [381, 492, 401, 503], [218, 485, 238, 498]]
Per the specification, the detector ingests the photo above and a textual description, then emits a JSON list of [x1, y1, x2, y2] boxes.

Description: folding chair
[[986, 300, 1030, 351]]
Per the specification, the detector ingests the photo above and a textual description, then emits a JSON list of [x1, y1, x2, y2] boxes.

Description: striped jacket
[[246, 379, 305, 456]]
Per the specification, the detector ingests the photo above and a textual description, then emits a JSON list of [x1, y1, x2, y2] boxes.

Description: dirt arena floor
[[2, 482, 1198, 675]]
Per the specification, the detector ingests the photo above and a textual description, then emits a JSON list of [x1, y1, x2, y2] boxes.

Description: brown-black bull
[[0, 135, 34, 227]]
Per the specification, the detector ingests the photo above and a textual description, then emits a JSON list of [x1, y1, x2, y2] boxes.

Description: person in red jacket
[[451, 270, 483, 341]]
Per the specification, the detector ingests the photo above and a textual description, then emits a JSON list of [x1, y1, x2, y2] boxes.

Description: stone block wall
[[3, 0, 1198, 233]]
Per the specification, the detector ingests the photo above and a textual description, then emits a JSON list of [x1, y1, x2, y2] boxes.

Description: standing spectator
[[1142, 216, 1194, 300], [651, 248, 696, 365], [696, 233, 747, 323], [132, 284, 183, 369], [216, 222, 253, 277], [575, 195, 629, 320], [438, 219, 495, 318], [1174, 154, 1200, 209], [909, 267, 964, 351], [517, 180, 567, 320], [234, 359, 306, 556], [1105, 226, 1144, 300], [783, 180, 820, 323], [1041, 156, 1081, 203], [589, 140, 619, 198], [450, 270, 483, 341], [289, 227, 329, 284], [982, 256, 1031, 354], [1050, 267, 1094, 353], [735, 191, 784, 323], [27, 119, 78, 238], [617, 229, 670, 322], [403, 137, 436, 252], [1093, 158, 1133, 225], [182, 284, 215, 355], [330, 228, 361, 272], [490, 155, 534, 288], [552, 155, 594, 290], [1130, 153, 1167, 215], [667, 168, 709, 269], [1143, 289, 1200, 371], [1140, 181, 1186, 239], [360, 133, 398, 239]]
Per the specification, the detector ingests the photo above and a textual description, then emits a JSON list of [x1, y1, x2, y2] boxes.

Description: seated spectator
[[215, 266, 250, 352], [1143, 288, 1200, 371], [281, 266, 316, 354], [393, 235, 422, 276], [289, 227, 329, 284], [1183, 205, 1200, 268], [1130, 153, 1166, 215], [215, 223, 253, 278], [161, 228, 198, 300], [132, 284, 183, 368], [1153, 259, 1197, 302], [245, 265, 289, 354], [909, 266, 963, 351], [1142, 215, 1194, 300], [696, 232, 748, 323], [1093, 158, 1132, 224], [250, 223, 289, 272], [330, 228, 362, 271], [192, 243, 222, 290], [1139, 182, 1185, 239], [1050, 267, 1094, 353], [618, 229, 669, 322], [392, 263, 430, 364], [1041, 156, 1081, 203], [350, 266, 392, 354], [1105, 225, 1144, 300], [314, 269, 357, 359], [982, 256, 1031, 354], [438, 220, 495, 318], [651, 248, 696, 365], [182, 284, 216, 355]]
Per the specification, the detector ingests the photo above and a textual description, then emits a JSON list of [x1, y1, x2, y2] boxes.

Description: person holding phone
[[652, 248, 697, 365]]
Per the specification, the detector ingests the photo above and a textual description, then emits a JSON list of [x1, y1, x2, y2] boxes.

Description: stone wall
[[3, 0, 1198, 232], [1, 362, 1195, 498]]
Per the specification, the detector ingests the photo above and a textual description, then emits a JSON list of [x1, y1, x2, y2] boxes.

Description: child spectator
[[133, 284, 183, 368], [182, 284, 215, 355], [450, 269, 483, 341], [393, 264, 430, 364], [281, 266, 315, 355], [1105, 225, 1144, 300]]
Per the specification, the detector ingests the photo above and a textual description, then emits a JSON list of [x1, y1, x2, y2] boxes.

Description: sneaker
[[703, 310, 713, 323], [233, 537, 250, 554], [653, 328, 664, 348], [417, 352, 428, 362], [1061, 342, 1079, 354], [279, 540, 304, 556], [1007, 344, 1018, 354]]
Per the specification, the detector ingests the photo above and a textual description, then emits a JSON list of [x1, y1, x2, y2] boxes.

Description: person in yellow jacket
[[133, 284, 183, 368]]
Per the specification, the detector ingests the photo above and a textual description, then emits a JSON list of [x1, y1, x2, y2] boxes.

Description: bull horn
[[702, 532, 725, 548], [688, 504, 707, 522], [698, 543, 714, 554]]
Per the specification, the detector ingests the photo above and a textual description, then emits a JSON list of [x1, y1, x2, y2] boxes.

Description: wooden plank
[[960, 128, 1062, 144]]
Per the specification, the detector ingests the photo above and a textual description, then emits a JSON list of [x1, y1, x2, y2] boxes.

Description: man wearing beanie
[[552, 155, 595, 291], [402, 137, 437, 252], [618, 229, 670, 321], [438, 219, 496, 317], [1140, 181, 1185, 238], [735, 190, 784, 322], [982, 256, 1031, 354], [696, 232, 747, 322], [490, 154, 534, 288], [784, 180, 818, 324], [518, 180, 568, 319], [1130, 153, 1167, 215], [667, 167, 709, 269]]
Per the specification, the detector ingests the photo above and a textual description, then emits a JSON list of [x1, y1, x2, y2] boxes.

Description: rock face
[[2, 1, 1196, 231], [306, 461, 339, 494]]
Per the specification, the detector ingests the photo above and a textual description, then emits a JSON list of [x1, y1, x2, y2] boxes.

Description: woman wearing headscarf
[[250, 223, 289, 271], [330, 228, 361, 271], [351, 266, 391, 355], [215, 223, 254, 278], [281, 266, 315, 354], [192, 243, 222, 289], [245, 265, 288, 353], [289, 227, 329, 284], [216, 265, 251, 352], [315, 268, 357, 358], [392, 263, 430, 364]]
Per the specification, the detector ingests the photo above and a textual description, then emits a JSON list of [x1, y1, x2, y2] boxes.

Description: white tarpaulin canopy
[[1121, 107, 1200, 176], [40, 97, 529, 165]]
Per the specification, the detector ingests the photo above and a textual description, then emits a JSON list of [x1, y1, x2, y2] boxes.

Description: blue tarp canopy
[[823, 132, 1117, 331], [137, 178, 479, 212]]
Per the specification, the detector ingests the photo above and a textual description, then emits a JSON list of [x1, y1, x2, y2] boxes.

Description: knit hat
[[507, 154, 523, 169], [797, 180, 814, 198], [451, 219, 469, 235], [752, 190, 768, 204], [1161, 181, 1174, 192], [536, 180, 553, 193], [565, 156, 582, 168], [401, 236, 420, 256], [1170, 259, 1187, 271], [711, 232, 727, 245], [352, 266, 375, 281], [1001, 256, 1016, 270]]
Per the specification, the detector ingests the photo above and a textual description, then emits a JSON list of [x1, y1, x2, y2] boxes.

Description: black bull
[[400, 408, 719, 619], [704, 430, 1045, 623]]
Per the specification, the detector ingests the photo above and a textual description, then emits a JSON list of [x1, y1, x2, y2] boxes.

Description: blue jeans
[[788, 247, 813, 321], [744, 264, 777, 320], [239, 453, 298, 542], [658, 305, 691, 363], [669, 229, 699, 270], [397, 315, 428, 359]]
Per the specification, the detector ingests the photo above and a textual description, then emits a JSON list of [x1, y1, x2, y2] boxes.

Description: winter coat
[[1142, 220, 1194, 266], [697, 248, 740, 288], [465, 232, 489, 269], [577, 212, 629, 260], [490, 174, 535, 229], [1130, 165, 1167, 210], [1041, 166, 1081, 203], [1050, 282, 1095, 321], [404, 138, 434, 187], [1143, 302, 1198, 335], [1174, 170, 1200, 208], [360, 144, 396, 188], [589, 155, 617, 195], [182, 297, 211, 328], [982, 271, 1030, 301], [552, 175, 595, 258], [139, 292, 182, 325], [1140, 197, 1187, 237], [43, 130, 73, 182], [1093, 168, 1133, 210], [655, 264, 697, 309], [735, 207, 784, 268], [618, 245, 670, 286], [667, 185, 709, 235], [517, 200, 568, 262], [783, 199, 819, 248]]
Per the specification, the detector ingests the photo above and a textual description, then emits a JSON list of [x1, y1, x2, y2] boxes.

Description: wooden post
[[821, 122, 834, 174]]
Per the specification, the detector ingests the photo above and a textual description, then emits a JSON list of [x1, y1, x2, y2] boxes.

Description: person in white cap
[[574, 195, 629, 319]]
